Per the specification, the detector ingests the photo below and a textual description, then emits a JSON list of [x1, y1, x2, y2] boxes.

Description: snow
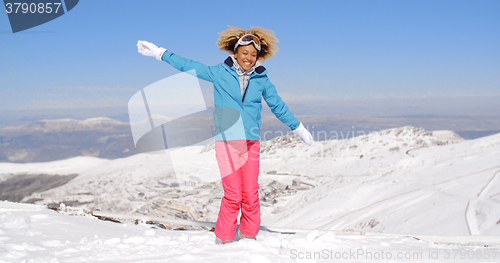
[[2, 201, 500, 262], [1, 126, 500, 261], [259, 127, 500, 236], [431, 130, 464, 143]]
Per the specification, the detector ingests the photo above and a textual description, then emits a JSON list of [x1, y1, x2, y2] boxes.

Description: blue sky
[[0, 0, 499, 112]]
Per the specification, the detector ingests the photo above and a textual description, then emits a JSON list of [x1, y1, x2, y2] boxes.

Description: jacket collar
[[230, 55, 261, 76], [224, 56, 266, 74]]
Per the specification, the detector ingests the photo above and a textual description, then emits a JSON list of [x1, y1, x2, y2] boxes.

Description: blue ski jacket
[[161, 51, 300, 141]]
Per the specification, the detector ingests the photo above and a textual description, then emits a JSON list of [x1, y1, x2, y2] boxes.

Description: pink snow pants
[[215, 140, 261, 241]]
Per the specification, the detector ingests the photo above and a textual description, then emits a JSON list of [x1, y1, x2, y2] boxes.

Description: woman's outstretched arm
[[262, 77, 313, 145], [137, 40, 216, 83]]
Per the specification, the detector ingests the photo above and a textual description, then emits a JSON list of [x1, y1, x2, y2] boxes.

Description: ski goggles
[[234, 34, 261, 52]]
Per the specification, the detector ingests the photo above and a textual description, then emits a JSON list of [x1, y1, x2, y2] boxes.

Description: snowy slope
[[1, 126, 499, 237], [2, 201, 500, 263], [259, 127, 500, 236]]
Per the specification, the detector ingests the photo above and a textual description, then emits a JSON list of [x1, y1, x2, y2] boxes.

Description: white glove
[[293, 122, 313, 146], [137, 40, 166, 61]]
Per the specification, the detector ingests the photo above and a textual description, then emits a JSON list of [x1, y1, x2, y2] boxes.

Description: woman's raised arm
[[137, 40, 215, 83]]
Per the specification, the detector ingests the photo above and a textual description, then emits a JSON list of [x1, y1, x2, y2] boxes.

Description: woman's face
[[234, 44, 258, 71]]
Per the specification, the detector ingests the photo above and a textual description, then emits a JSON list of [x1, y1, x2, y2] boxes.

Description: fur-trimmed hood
[[216, 26, 279, 62]]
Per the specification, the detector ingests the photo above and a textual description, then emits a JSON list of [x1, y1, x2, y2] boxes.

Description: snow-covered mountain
[[1, 126, 499, 238], [260, 127, 500, 236], [0, 117, 137, 163], [2, 126, 500, 262], [2, 117, 125, 133]]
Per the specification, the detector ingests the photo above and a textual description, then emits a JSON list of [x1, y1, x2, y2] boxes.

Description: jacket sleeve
[[262, 77, 300, 130], [161, 51, 215, 83]]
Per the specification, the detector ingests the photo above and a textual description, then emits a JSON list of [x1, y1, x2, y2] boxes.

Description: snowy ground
[[2, 201, 500, 263], [1, 126, 500, 262]]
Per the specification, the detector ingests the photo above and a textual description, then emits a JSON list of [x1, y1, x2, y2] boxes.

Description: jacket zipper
[[241, 79, 250, 104]]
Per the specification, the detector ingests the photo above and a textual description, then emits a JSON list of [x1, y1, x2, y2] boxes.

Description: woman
[[137, 26, 313, 244]]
